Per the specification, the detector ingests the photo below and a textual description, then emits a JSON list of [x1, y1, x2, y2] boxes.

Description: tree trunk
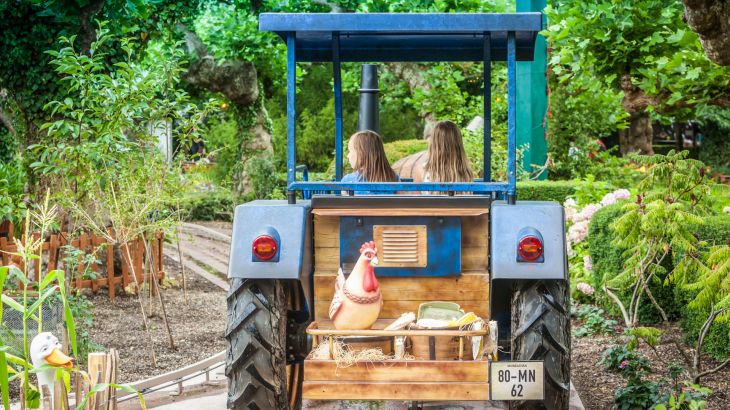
[[683, 0, 730, 66], [619, 112, 654, 155]]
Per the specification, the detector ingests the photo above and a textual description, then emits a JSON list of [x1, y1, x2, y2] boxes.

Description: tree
[[683, 0, 730, 66], [545, 0, 730, 155]]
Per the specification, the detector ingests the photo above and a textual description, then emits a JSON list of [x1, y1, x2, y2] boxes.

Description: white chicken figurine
[[30, 332, 73, 404], [329, 240, 383, 330]]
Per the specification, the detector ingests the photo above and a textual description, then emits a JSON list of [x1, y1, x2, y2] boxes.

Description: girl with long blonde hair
[[342, 130, 397, 194], [424, 120, 474, 183]]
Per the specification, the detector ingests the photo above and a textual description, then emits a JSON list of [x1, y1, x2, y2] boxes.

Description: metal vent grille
[[373, 225, 427, 267]]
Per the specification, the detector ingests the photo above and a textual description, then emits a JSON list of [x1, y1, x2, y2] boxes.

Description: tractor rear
[[225, 12, 570, 410]]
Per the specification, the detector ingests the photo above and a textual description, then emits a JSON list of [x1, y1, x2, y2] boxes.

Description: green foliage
[[179, 190, 236, 222], [244, 156, 283, 200], [516, 180, 581, 203], [605, 151, 713, 326], [0, 158, 27, 225], [545, 0, 730, 118], [571, 304, 617, 337], [654, 383, 710, 410], [203, 116, 240, 187], [547, 74, 628, 180], [600, 344, 660, 409], [28, 24, 215, 215]]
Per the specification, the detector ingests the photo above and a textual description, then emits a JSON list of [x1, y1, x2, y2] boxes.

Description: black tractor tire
[[226, 279, 303, 410], [511, 280, 571, 410]]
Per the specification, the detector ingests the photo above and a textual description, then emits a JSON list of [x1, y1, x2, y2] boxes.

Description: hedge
[[516, 180, 581, 203]]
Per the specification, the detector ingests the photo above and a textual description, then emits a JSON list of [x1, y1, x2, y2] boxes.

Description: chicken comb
[[360, 240, 377, 253]]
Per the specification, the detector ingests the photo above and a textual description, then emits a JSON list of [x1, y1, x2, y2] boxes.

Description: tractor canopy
[[259, 13, 542, 202]]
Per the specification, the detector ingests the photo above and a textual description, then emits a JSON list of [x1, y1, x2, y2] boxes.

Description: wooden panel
[[462, 246, 488, 271], [314, 298, 488, 319], [304, 360, 488, 382], [302, 381, 489, 401], [314, 272, 489, 301], [314, 246, 340, 270], [462, 215, 488, 247], [312, 208, 488, 216]]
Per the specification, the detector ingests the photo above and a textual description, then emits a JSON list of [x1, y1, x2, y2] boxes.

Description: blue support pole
[[483, 33, 492, 183], [287, 33, 297, 204], [507, 31, 517, 204], [332, 33, 344, 181]]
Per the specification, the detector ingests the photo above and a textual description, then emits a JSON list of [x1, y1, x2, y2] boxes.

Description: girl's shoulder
[[342, 171, 365, 182]]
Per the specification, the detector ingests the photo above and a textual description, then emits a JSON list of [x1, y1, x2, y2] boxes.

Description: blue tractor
[[226, 12, 570, 410]]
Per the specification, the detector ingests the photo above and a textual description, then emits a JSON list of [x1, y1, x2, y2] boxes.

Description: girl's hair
[[425, 120, 475, 182], [350, 130, 398, 182]]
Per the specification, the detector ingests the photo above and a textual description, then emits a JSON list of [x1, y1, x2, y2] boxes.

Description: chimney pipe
[[357, 64, 379, 134]]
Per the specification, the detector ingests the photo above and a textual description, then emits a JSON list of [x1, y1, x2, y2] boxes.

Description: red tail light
[[518, 235, 543, 262], [252, 235, 278, 261]]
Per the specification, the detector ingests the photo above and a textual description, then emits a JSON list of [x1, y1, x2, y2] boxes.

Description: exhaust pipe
[[357, 64, 379, 134]]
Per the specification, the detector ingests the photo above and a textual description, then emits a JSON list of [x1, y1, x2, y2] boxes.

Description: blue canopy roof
[[259, 13, 542, 62]]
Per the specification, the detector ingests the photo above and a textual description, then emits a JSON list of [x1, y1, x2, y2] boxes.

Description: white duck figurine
[[30, 332, 73, 403]]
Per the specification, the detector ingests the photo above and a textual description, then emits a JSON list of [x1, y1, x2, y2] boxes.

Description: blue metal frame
[[483, 33, 492, 183], [261, 14, 540, 201], [507, 31, 517, 203], [287, 33, 297, 203], [332, 33, 344, 181]]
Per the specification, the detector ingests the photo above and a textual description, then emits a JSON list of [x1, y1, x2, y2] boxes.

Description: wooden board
[[304, 360, 488, 382], [314, 272, 488, 301], [302, 381, 489, 401], [312, 208, 488, 216], [314, 298, 488, 319]]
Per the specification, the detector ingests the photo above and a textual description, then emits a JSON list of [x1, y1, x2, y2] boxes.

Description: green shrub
[[179, 190, 237, 222], [516, 180, 581, 203], [204, 116, 240, 187], [675, 214, 730, 360], [588, 203, 626, 288]]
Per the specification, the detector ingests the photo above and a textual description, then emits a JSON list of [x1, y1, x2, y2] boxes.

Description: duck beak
[[45, 348, 73, 369]]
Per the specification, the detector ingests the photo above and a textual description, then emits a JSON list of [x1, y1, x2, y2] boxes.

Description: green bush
[[588, 203, 626, 289], [204, 116, 240, 187], [179, 190, 237, 222], [516, 180, 581, 203], [588, 203, 683, 323], [676, 214, 730, 360]]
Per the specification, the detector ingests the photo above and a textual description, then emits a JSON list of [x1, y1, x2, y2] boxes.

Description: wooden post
[[53, 380, 64, 410], [87, 352, 108, 410], [41, 385, 52, 410]]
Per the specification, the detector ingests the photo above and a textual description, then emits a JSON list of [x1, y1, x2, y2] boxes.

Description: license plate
[[490, 361, 544, 401]]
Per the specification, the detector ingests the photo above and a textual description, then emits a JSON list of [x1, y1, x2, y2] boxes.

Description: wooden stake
[[106, 229, 115, 300], [144, 237, 175, 349], [174, 227, 188, 304], [122, 242, 158, 367], [53, 380, 63, 410], [87, 352, 107, 410]]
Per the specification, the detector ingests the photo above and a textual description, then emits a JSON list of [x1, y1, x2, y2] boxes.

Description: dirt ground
[[570, 319, 730, 409], [87, 257, 226, 383]]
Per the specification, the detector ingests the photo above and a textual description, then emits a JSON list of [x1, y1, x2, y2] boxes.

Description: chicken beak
[[45, 348, 73, 369], [371, 256, 379, 266]]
